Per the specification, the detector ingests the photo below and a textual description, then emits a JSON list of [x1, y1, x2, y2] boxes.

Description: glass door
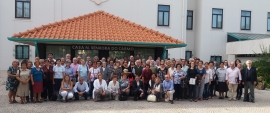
[[75, 50, 98, 60]]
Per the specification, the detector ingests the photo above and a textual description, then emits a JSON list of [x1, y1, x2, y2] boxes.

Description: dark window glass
[[158, 5, 170, 26], [187, 10, 193, 30], [212, 8, 223, 29], [241, 11, 251, 30], [185, 51, 192, 60], [15, 45, 29, 59], [15, 0, 31, 18], [210, 56, 222, 64]]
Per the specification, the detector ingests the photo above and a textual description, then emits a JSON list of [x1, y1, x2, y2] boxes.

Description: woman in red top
[[42, 59, 54, 101]]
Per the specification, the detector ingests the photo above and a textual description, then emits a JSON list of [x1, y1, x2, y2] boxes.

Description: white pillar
[[227, 55, 236, 62]]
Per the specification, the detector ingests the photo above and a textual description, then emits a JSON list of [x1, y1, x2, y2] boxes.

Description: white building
[[0, 0, 187, 75], [186, 0, 270, 63]]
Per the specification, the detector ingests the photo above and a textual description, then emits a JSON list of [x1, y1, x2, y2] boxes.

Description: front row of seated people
[[59, 73, 174, 103]]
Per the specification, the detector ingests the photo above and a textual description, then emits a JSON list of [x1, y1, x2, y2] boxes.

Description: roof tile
[[12, 10, 185, 44]]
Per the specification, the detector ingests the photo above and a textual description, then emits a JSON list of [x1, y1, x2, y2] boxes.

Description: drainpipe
[[162, 46, 167, 59], [34, 41, 39, 57]]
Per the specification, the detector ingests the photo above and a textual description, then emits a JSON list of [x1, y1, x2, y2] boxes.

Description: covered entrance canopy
[[8, 10, 186, 59]]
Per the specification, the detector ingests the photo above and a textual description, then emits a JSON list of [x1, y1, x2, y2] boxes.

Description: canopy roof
[[8, 10, 186, 48], [228, 32, 270, 41]]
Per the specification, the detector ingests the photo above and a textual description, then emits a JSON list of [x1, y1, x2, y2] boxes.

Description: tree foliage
[[252, 45, 270, 88]]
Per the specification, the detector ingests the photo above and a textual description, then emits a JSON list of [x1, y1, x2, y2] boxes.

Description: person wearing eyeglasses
[[163, 75, 175, 104], [242, 60, 257, 103]]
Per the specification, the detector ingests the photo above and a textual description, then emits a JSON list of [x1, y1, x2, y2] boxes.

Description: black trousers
[[42, 80, 53, 100], [133, 90, 142, 100], [26, 80, 33, 101], [174, 84, 182, 99], [144, 83, 149, 99], [189, 85, 197, 100], [89, 82, 94, 97], [209, 81, 216, 97], [236, 84, 243, 98], [74, 92, 89, 100]]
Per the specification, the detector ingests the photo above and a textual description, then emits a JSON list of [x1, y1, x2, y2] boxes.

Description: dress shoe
[[225, 96, 228, 98], [170, 100, 174, 104]]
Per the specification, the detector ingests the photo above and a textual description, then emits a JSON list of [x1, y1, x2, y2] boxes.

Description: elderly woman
[[150, 77, 162, 102], [59, 75, 73, 103], [53, 59, 65, 98], [100, 62, 109, 83], [171, 64, 186, 101], [119, 74, 130, 96], [196, 61, 206, 101], [16, 61, 31, 104], [216, 62, 227, 99], [168, 63, 176, 77], [65, 60, 75, 83], [26, 61, 34, 102], [42, 59, 54, 101], [93, 73, 110, 102], [163, 74, 175, 104], [89, 62, 100, 98], [6, 60, 19, 104], [31, 61, 43, 103], [147, 74, 156, 95], [111, 62, 122, 80], [77, 59, 88, 82], [108, 75, 120, 100]]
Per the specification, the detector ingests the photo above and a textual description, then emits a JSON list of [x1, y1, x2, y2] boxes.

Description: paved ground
[[0, 77, 270, 113]]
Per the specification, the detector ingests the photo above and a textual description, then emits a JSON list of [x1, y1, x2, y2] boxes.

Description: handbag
[[147, 94, 156, 102], [119, 93, 127, 101]]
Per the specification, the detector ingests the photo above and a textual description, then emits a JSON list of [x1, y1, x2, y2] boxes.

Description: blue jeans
[[203, 83, 209, 99]]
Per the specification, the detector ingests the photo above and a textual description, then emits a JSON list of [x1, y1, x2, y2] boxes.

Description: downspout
[[162, 46, 167, 59], [34, 41, 39, 57]]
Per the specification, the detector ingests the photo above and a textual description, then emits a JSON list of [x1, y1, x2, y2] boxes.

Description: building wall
[[187, 0, 270, 62], [0, 0, 186, 73]]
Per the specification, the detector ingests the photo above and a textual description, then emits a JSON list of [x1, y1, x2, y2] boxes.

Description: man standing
[[48, 53, 56, 63], [150, 60, 158, 74], [226, 62, 242, 101], [134, 60, 143, 78], [242, 60, 257, 103], [128, 55, 135, 66], [65, 54, 71, 61], [86, 56, 91, 66], [181, 59, 189, 72]]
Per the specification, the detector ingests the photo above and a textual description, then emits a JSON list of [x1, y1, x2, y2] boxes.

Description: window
[[15, 45, 29, 59], [75, 50, 98, 60], [241, 10, 251, 30], [158, 5, 170, 26], [46, 45, 71, 59], [15, 0, 31, 18], [185, 51, 192, 60], [267, 12, 270, 31], [210, 56, 222, 65], [212, 8, 223, 29], [187, 10, 193, 30], [134, 48, 155, 59]]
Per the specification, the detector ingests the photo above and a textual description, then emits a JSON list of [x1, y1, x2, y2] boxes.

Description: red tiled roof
[[12, 10, 185, 44]]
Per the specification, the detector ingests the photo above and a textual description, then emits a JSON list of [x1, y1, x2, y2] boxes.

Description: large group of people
[[6, 53, 257, 104]]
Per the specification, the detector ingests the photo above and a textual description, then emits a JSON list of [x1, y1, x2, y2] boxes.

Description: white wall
[[186, 0, 196, 53], [188, 0, 270, 62], [0, 0, 186, 72]]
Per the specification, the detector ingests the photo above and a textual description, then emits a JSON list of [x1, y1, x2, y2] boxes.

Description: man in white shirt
[[226, 62, 242, 101], [73, 77, 90, 100]]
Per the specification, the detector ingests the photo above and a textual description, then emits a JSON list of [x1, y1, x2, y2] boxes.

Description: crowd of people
[[6, 53, 257, 104]]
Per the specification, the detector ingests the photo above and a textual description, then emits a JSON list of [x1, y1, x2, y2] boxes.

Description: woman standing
[[209, 62, 216, 99], [236, 63, 244, 100], [157, 62, 168, 82], [171, 64, 186, 101], [203, 62, 212, 100], [216, 62, 227, 99], [59, 75, 73, 103], [6, 60, 20, 104], [31, 61, 43, 103], [111, 62, 122, 80], [77, 59, 88, 82], [87, 60, 93, 69], [89, 62, 100, 98], [53, 59, 65, 98], [168, 63, 176, 77], [187, 61, 198, 102], [100, 62, 108, 82], [42, 59, 54, 101], [108, 76, 120, 100], [196, 61, 206, 101], [26, 61, 34, 102], [16, 62, 31, 104], [65, 60, 75, 83]]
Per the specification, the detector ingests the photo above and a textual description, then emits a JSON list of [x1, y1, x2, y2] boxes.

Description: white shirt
[[205, 68, 213, 84], [108, 81, 120, 93], [89, 68, 100, 81], [168, 67, 176, 76], [53, 65, 65, 79], [93, 79, 107, 98]]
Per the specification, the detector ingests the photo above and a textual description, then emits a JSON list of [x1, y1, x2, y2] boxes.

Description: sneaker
[[225, 96, 228, 98]]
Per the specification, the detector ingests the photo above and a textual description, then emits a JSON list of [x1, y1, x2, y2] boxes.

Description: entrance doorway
[[75, 50, 98, 60], [109, 51, 130, 60]]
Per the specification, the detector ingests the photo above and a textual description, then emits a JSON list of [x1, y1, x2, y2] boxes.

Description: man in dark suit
[[242, 60, 257, 103], [132, 76, 144, 101]]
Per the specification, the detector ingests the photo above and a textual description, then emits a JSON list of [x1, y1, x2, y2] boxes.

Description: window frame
[[15, 0, 31, 19], [210, 56, 222, 65], [186, 10, 193, 30], [157, 5, 170, 26], [15, 45, 30, 59], [185, 51, 192, 60], [212, 8, 223, 29], [266, 12, 270, 31], [240, 10, 251, 30]]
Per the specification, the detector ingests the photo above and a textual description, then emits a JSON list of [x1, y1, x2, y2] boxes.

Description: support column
[[34, 41, 39, 57], [162, 46, 167, 59]]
